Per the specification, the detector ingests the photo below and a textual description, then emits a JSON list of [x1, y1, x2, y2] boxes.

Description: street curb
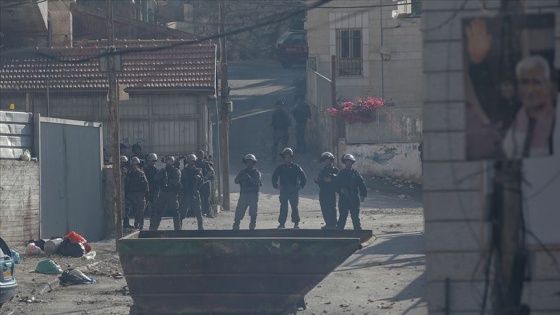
[[35, 261, 99, 296]]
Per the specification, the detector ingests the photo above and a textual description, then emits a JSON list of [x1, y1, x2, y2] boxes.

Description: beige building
[[305, 0, 423, 181]]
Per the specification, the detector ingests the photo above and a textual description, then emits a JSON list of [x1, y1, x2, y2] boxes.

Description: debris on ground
[[59, 268, 95, 286], [35, 259, 63, 274]]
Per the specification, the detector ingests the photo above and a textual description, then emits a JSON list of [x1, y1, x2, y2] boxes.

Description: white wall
[[346, 143, 422, 182]]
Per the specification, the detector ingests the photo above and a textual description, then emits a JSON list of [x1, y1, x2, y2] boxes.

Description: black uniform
[[125, 168, 149, 229], [149, 165, 180, 231], [272, 163, 307, 226], [233, 167, 262, 230], [291, 103, 312, 152], [144, 164, 159, 217], [336, 168, 367, 230], [195, 159, 215, 217], [271, 108, 292, 159], [176, 166, 204, 230], [314, 165, 339, 229]]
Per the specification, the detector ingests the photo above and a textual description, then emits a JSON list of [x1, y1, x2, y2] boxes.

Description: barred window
[[336, 29, 362, 76]]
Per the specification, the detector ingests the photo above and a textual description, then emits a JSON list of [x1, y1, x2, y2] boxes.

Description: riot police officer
[[272, 148, 307, 229], [195, 150, 215, 218], [149, 156, 181, 231], [336, 154, 367, 230], [314, 152, 339, 229], [176, 154, 204, 230], [232, 154, 262, 230], [144, 153, 159, 217], [119, 156, 131, 228], [125, 157, 149, 230]]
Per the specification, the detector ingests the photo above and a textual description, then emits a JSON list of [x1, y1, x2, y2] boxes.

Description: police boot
[[232, 220, 240, 230], [249, 216, 257, 230]]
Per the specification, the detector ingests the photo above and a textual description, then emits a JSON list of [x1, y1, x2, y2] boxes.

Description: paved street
[[1, 60, 426, 315]]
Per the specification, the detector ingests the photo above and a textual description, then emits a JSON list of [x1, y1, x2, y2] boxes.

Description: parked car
[[0, 237, 17, 309], [276, 30, 308, 68]]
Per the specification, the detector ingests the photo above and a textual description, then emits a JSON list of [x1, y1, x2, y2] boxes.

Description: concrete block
[[423, 131, 466, 161], [426, 252, 485, 281], [423, 102, 465, 131], [423, 40, 463, 72], [423, 191, 484, 222], [423, 71, 464, 102], [426, 280, 490, 312], [425, 221, 486, 252], [423, 161, 484, 191]]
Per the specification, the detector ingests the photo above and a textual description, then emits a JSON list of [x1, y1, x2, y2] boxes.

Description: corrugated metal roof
[[0, 41, 216, 92]]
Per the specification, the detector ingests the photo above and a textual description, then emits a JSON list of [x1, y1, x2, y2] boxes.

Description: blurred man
[[503, 55, 556, 158], [144, 153, 159, 218], [291, 102, 312, 153], [270, 100, 292, 160]]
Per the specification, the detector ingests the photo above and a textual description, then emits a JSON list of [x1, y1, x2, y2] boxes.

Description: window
[[394, 0, 421, 18], [336, 29, 362, 76]]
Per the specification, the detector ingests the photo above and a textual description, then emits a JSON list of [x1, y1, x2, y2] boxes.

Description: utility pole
[[219, 0, 231, 211], [106, 0, 122, 247], [493, 1, 526, 314]]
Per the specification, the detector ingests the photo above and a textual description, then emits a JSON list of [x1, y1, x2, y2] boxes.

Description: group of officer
[[232, 147, 367, 231], [119, 147, 215, 231]]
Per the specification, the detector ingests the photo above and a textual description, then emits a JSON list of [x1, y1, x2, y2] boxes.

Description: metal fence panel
[[40, 117, 103, 241], [0, 110, 34, 159]]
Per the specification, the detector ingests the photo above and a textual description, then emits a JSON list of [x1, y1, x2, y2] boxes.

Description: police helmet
[[186, 154, 197, 162], [280, 147, 294, 157], [275, 100, 285, 106], [164, 155, 175, 164], [341, 154, 356, 163], [147, 153, 158, 161], [120, 155, 128, 163], [130, 157, 140, 165], [242, 154, 257, 163], [320, 152, 335, 162]]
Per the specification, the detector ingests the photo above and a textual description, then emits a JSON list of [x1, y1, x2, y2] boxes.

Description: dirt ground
[[1, 186, 425, 315]]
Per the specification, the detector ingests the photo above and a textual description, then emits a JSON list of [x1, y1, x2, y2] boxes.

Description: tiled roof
[[0, 41, 216, 92]]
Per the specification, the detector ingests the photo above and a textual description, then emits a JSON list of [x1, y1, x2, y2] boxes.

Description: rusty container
[[119, 229, 373, 315]]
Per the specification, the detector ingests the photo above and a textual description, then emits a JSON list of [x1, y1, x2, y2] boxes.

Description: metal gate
[[39, 116, 104, 241]]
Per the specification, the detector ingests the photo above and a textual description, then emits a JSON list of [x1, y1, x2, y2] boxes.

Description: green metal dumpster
[[119, 229, 373, 315]]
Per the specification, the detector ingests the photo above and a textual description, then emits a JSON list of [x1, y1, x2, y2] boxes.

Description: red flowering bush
[[327, 97, 385, 124]]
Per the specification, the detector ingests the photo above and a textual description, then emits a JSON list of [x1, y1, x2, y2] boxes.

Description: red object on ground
[[65, 231, 87, 244]]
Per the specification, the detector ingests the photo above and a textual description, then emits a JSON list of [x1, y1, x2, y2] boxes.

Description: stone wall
[[0, 160, 40, 245], [187, 0, 305, 60]]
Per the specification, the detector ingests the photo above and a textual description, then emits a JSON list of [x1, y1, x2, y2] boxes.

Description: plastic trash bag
[[26, 243, 42, 255], [57, 239, 85, 258], [59, 268, 95, 285], [35, 259, 63, 274]]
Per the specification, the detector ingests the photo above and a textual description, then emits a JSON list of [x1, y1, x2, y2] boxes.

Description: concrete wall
[[346, 143, 422, 182], [305, 0, 422, 180], [0, 160, 40, 245], [423, 0, 560, 314]]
